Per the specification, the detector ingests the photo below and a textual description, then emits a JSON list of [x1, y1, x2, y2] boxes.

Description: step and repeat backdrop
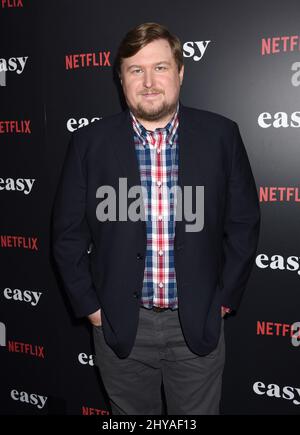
[[1, 0, 300, 415]]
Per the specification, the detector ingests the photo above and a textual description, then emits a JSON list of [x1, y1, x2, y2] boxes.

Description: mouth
[[141, 93, 161, 99]]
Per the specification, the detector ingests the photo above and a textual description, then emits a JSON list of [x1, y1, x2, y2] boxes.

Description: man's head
[[116, 22, 184, 127]]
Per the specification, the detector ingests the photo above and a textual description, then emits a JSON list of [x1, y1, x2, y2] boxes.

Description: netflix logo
[[257, 321, 297, 337], [1, 0, 23, 8], [8, 341, 45, 358], [261, 35, 300, 56], [65, 51, 111, 70], [0, 236, 38, 251], [0, 120, 31, 134], [0, 322, 45, 359], [82, 405, 109, 415], [260, 187, 300, 202], [257, 320, 300, 347]]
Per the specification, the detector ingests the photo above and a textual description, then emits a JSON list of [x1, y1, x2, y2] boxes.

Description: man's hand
[[88, 309, 102, 326]]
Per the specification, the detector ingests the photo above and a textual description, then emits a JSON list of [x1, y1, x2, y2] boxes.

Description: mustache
[[139, 89, 164, 95]]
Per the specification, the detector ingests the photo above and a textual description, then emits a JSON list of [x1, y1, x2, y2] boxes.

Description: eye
[[132, 68, 142, 74], [155, 65, 167, 71]]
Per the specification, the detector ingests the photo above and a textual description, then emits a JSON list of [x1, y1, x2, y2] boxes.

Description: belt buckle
[[152, 306, 166, 312]]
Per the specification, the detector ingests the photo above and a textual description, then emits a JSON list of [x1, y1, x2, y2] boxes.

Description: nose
[[143, 69, 154, 88]]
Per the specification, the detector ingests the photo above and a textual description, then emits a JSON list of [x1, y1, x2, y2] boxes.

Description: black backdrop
[[1, 0, 300, 415]]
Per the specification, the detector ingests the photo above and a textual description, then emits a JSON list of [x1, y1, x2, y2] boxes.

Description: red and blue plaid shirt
[[131, 104, 179, 310]]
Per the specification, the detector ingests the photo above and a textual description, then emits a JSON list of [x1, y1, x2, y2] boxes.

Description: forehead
[[123, 39, 174, 67]]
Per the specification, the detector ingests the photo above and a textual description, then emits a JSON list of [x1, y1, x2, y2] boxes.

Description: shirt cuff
[[221, 306, 231, 314]]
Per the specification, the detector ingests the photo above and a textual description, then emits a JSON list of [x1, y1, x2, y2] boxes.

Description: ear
[[179, 64, 184, 85]]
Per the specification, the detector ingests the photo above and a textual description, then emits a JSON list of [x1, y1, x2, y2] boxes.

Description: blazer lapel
[[110, 109, 147, 239], [111, 108, 142, 189]]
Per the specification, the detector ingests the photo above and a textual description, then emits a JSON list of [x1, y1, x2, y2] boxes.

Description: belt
[[142, 305, 173, 312], [152, 306, 169, 312]]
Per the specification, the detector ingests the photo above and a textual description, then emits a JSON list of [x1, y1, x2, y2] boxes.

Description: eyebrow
[[126, 61, 172, 71]]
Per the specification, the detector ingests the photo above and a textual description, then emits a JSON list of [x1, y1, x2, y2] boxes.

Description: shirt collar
[[130, 102, 179, 148]]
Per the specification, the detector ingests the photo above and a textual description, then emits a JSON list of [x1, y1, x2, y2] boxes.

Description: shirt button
[[158, 282, 164, 288], [157, 180, 162, 187], [158, 250, 163, 256], [158, 215, 163, 221], [157, 148, 161, 154]]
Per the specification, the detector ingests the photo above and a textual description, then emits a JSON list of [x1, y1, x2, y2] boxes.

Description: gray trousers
[[93, 306, 225, 415]]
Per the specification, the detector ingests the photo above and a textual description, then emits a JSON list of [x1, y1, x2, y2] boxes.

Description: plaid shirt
[[130, 104, 179, 310]]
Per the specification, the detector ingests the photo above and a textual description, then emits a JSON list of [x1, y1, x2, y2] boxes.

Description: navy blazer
[[52, 102, 260, 358]]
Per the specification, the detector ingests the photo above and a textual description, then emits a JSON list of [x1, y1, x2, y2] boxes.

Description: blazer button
[[136, 253, 144, 260], [133, 291, 139, 299]]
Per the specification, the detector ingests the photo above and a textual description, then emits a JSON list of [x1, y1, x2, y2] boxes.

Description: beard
[[128, 95, 178, 122]]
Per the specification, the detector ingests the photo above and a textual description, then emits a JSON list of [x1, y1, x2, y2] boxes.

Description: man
[[52, 22, 260, 415]]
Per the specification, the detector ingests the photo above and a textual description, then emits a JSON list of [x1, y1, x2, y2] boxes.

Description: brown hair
[[115, 22, 184, 76]]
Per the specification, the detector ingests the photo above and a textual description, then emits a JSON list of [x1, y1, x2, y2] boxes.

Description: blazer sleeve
[[220, 122, 261, 311], [52, 132, 101, 318]]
